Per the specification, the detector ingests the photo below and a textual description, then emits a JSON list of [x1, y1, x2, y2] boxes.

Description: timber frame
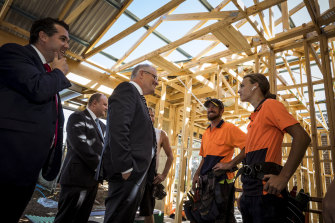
[[1, 0, 335, 222]]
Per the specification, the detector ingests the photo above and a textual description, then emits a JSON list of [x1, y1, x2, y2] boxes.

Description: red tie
[[44, 64, 58, 148]]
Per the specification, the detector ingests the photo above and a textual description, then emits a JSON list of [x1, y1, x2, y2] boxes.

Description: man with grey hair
[[98, 64, 158, 223]]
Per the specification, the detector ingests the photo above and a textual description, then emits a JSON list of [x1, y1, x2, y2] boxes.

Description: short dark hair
[[88, 93, 104, 106], [29, 17, 69, 44], [243, 73, 276, 99]]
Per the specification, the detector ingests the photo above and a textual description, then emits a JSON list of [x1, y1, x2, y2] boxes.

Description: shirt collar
[[31, 44, 47, 64], [86, 107, 97, 121], [207, 119, 224, 129], [129, 81, 143, 95], [254, 98, 267, 112]]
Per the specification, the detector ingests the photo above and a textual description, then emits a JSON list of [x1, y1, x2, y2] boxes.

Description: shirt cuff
[[122, 168, 133, 174]]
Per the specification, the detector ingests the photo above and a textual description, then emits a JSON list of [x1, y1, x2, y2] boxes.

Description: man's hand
[[153, 173, 166, 185], [263, 174, 289, 195], [50, 52, 68, 74], [192, 173, 200, 191], [212, 162, 233, 172], [122, 171, 131, 180]]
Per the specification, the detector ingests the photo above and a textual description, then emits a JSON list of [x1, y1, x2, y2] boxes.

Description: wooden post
[[175, 77, 192, 223], [185, 104, 197, 193], [269, 50, 277, 94], [319, 34, 335, 173], [157, 82, 166, 129], [165, 105, 177, 215], [304, 39, 323, 202]]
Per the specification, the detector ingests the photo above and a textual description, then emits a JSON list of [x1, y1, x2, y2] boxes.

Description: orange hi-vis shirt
[[242, 99, 299, 195], [200, 120, 246, 179]]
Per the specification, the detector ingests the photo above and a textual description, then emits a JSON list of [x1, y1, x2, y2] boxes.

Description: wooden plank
[[319, 34, 335, 173], [163, 11, 238, 21], [275, 2, 305, 26], [163, 0, 231, 57], [111, 9, 168, 69], [114, 0, 286, 72], [318, 6, 335, 26], [0, 0, 13, 21], [269, 6, 274, 37], [269, 49, 277, 94], [309, 44, 323, 73], [84, 0, 185, 58], [253, 0, 271, 38], [281, 1, 289, 31], [192, 42, 219, 61], [58, 0, 76, 20], [268, 23, 315, 45], [175, 76, 192, 223], [303, 0, 322, 34], [232, 0, 271, 49], [149, 55, 182, 74], [304, 37, 323, 216], [157, 82, 166, 129], [64, 0, 95, 24], [85, 0, 133, 54]]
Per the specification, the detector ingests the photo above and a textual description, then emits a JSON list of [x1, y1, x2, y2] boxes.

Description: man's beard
[[207, 112, 220, 121]]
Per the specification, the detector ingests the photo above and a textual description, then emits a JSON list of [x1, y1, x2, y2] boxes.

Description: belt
[[236, 162, 282, 180]]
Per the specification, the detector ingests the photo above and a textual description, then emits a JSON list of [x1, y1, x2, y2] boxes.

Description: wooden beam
[[303, 0, 322, 34], [64, 0, 95, 25], [162, 0, 231, 57], [84, 0, 185, 58], [319, 34, 335, 173], [58, 0, 76, 20], [85, 0, 133, 54], [304, 37, 323, 212], [114, 0, 286, 72], [163, 11, 238, 21], [253, 0, 271, 38], [269, 49, 277, 94], [157, 82, 166, 129], [281, 1, 289, 31], [0, 0, 13, 21], [232, 0, 271, 49], [175, 76, 192, 223], [112, 9, 170, 69], [275, 2, 305, 27]]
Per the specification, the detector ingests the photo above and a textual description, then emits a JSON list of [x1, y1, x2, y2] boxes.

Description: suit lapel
[[83, 109, 104, 142]]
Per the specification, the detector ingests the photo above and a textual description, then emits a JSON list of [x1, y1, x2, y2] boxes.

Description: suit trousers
[[103, 174, 147, 223], [0, 183, 35, 223], [54, 184, 98, 223]]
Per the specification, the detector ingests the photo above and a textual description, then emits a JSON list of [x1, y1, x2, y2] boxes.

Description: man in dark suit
[[100, 64, 158, 223], [54, 93, 107, 223], [0, 17, 71, 222]]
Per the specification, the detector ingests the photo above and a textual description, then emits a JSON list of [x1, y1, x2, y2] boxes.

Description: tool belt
[[184, 167, 238, 223], [236, 162, 310, 223], [236, 161, 282, 180]]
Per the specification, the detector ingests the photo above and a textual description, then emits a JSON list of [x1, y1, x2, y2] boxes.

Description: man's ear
[[39, 31, 48, 42]]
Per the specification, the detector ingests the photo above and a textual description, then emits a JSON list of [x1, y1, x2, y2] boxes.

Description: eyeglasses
[[142, 70, 158, 81]]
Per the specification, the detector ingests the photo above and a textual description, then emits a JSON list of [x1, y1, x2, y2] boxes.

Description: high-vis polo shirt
[[200, 120, 246, 179], [242, 99, 299, 195]]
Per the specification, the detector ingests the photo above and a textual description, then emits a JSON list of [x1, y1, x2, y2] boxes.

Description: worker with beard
[[192, 98, 246, 223]]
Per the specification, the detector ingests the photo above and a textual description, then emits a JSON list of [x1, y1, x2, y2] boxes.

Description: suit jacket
[[101, 82, 156, 182], [0, 43, 71, 186], [60, 109, 106, 187]]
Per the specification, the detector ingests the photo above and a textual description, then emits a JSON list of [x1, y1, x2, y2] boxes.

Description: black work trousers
[[240, 194, 286, 223]]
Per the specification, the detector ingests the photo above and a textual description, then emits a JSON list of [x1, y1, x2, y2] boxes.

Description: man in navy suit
[[55, 93, 107, 223], [0, 17, 71, 222], [99, 64, 158, 223]]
